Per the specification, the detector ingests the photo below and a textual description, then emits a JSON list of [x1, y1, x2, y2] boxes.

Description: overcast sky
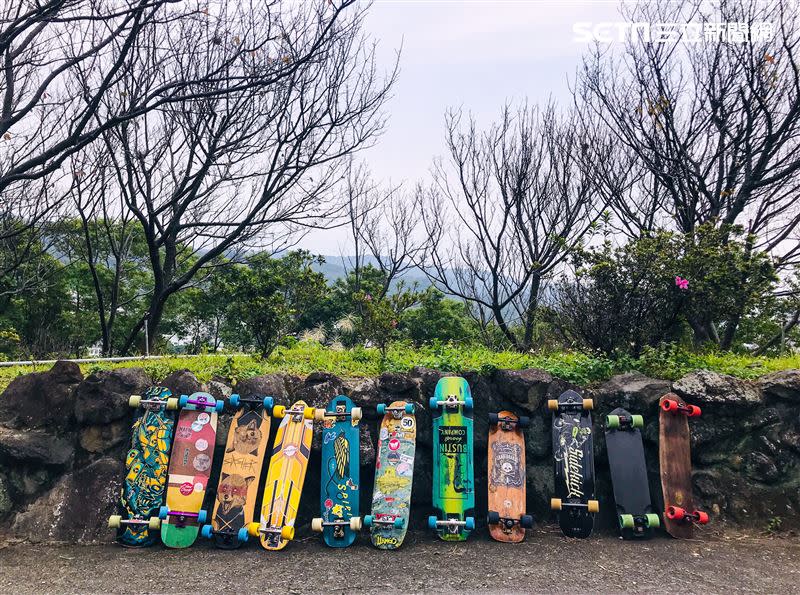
[[299, 0, 622, 254]]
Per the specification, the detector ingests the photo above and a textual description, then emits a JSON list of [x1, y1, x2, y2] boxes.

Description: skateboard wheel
[[158, 505, 169, 520], [666, 506, 685, 521], [351, 407, 363, 422], [303, 406, 314, 419], [311, 518, 323, 533], [428, 397, 439, 410], [228, 394, 241, 408], [489, 412, 499, 425], [376, 404, 386, 416], [273, 405, 286, 418], [108, 515, 122, 529], [518, 415, 530, 429], [128, 395, 141, 408], [582, 398, 594, 410], [214, 400, 225, 413], [487, 510, 500, 525], [606, 414, 620, 429], [178, 395, 189, 408], [465, 517, 475, 531], [363, 515, 374, 527], [313, 408, 326, 422], [547, 399, 559, 412], [350, 517, 363, 531], [166, 398, 179, 410], [262, 396, 274, 411], [550, 498, 562, 511], [688, 404, 702, 417], [619, 514, 634, 529], [646, 513, 660, 528], [404, 403, 415, 414], [197, 510, 208, 525], [427, 516, 438, 530], [148, 517, 161, 531], [520, 514, 534, 529], [281, 525, 295, 540], [587, 500, 600, 514], [661, 398, 679, 412], [247, 522, 261, 537], [201, 524, 213, 539], [631, 414, 644, 428], [464, 396, 474, 412], [695, 510, 709, 524], [237, 527, 249, 543], [393, 517, 404, 529]]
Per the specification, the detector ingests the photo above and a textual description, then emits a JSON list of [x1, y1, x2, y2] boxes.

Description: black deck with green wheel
[[605, 407, 660, 539]]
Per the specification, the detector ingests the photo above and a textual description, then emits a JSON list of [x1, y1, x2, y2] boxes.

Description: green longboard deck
[[430, 377, 475, 541]]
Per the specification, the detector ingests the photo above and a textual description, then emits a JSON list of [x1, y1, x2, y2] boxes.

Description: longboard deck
[[605, 407, 656, 539], [659, 393, 698, 539], [208, 397, 271, 548], [487, 411, 528, 543], [317, 395, 361, 548], [161, 392, 220, 549], [551, 390, 596, 539], [430, 377, 475, 542], [369, 400, 416, 549], [256, 400, 313, 550], [112, 387, 176, 547]]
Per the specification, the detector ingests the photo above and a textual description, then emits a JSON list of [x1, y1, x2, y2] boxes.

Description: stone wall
[[0, 361, 798, 544]]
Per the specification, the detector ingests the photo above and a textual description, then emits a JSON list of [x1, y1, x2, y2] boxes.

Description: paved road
[[0, 529, 797, 593]]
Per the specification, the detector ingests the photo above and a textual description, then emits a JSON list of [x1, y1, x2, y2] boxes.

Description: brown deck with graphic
[[658, 393, 709, 538], [487, 411, 532, 542]]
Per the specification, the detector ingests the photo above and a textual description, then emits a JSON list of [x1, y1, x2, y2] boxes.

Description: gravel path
[[0, 529, 797, 594]]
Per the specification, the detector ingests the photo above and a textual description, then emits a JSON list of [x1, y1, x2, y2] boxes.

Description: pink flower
[[364, 293, 372, 302], [675, 276, 688, 290]]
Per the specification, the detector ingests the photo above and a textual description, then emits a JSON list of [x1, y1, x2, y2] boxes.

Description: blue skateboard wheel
[[263, 396, 274, 410], [393, 517, 404, 529], [178, 395, 189, 407], [158, 505, 169, 520], [363, 515, 374, 527], [427, 515, 437, 530], [237, 527, 249, 542], [465, 517, 475, 531], [405, 403, 415, 414], [201, 524, 213, 539], [228, 394, 240, 407], [197, 510, 208, 524], [376, 404, 386, 415], [428, 397, 438, 410], [464, 397, 474, 411], [214, 400, 224, 413]]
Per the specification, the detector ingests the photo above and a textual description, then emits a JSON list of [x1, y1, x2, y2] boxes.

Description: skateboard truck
[[666, 506, 709, 524], [619, 513, 660, 532], [311, 517, 363, 533], [548, 397, 593, 411], [200, 524, 249, 543], [376, 403, 415, 418], [247, 522, 295, 540], [107, 515, 161, 531], [158, 506, 207, 527], [487, 510, 534, 530], [228, 394, 274, 412], [314, 406, 363, 422], [661, 398, 701, 417], [178, 394, 224, 412], [489, 412, 530, 430], [606, 413, 644, 430], [427, 516, 476, 533], [273, 404, 314, 420], [364, 514, 405, 529], [429, 394, 474, 411], [128, 394, 179, 410], [550, 498, 600, 514]]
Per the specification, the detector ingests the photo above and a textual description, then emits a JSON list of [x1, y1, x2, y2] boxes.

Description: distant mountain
[[312, 255, 434, 289]]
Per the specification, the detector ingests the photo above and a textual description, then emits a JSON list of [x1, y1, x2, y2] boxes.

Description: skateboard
[[249, 400, 314, 550], [159, 392, 224, 548], [605, 408, 660, 538], [108, 386, 178, 546], [201, 394, 273, 548], [487, 410, 533, 542], [659, 393, 709, 538], [311, 395, 363, 547], [548, 389, 598, 538], [365, 400, 416, 549], [427, 376, 475, 541]]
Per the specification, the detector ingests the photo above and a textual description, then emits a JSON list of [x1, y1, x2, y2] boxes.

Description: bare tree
[[577, 0, 800, 347], [420, 102, 607, 351], [75, 1, 397, 353]]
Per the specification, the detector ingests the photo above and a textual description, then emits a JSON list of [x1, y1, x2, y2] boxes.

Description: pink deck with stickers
[[160, 392, 221, 548]]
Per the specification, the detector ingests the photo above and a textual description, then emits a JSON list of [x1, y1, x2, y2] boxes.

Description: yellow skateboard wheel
[[550, 498, 562, 511], [587, 500, 600, 513], [547, 399, 559, 411], [166, 398, 179, 410], [349, 517, 363, 531], [313, 408, 326, 422], [303, 406, 314, 420], [108, 515, 122, 529], [281, 525, 295, 541], [148, 517, 161, 530], [582, 399, 594, 410], [128, 396, 141, 408], [273, 405, 286, 419], [247, 522, 261, 537]]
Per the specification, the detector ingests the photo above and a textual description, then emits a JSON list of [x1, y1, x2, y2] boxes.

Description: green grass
[[0, 340, 798, 392]]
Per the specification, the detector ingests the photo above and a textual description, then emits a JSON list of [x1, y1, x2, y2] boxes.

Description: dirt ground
[[0, 528, 797, 594]]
